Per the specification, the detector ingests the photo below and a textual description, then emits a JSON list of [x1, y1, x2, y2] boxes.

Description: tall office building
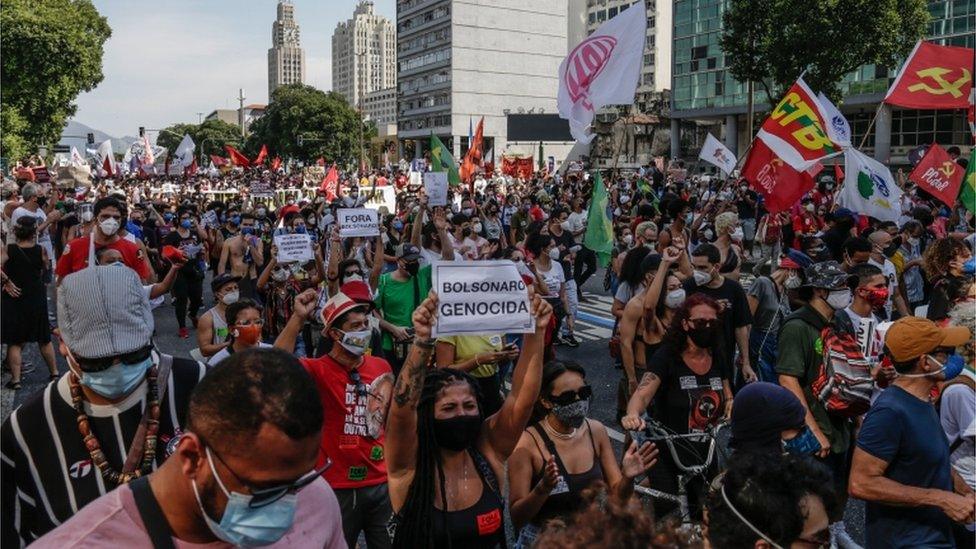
[[268, 0, 306, 99], [670, 0, 974, 162], [397, 0, 570, 161], [332, 1, 397, 108]]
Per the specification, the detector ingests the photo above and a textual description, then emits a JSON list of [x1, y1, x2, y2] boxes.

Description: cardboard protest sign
[[431, 261, 535, 337], [274, 233, 314, 263], [424, 172, 449, 206], [250, 180, 273, 198], [201, 210, 219, 228], [338, 208, 379, 238]]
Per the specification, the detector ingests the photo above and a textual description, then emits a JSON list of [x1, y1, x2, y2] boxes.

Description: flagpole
[[857, 103, 885, 150]]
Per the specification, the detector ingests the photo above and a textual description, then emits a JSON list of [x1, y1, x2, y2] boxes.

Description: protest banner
[[250, 180, 273, 198], [273, 233, 314, 263], [338, 208, 379, 238], [201, 210, 219, 228], [424, 172, 449, 206], [431, 261, 535, 337]]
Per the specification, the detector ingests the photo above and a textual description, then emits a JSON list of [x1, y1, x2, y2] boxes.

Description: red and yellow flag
[[460, 117, 484, 188], [756, 77, 842, 172], [884, 41, 974, 110], [909, 143, 964, 208]]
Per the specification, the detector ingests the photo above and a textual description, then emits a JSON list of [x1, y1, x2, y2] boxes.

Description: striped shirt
[[0, 354, 205, 546]]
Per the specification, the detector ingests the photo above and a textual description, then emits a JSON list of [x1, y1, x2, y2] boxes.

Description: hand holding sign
[[527, 286, 552, 334], [338, 208, 380, 238], [424, 172, 448, 207], [431, 261, 535, 337], [412, 291, 438, 341], [274, 233, 314, 263]]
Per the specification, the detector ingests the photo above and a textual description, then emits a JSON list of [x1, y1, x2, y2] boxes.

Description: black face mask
[[883, 243, 899, 257], [404, 262, 419, 277], [36, 197, 48, 208], [432, 414, 482, 451], [687, 324, 715, 348]]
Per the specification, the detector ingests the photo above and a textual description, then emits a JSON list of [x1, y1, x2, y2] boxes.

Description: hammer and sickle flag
[[884, 41, 974, 109]]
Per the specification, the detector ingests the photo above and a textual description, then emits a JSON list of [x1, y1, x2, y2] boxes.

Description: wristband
[[415, 338, 435, 350]]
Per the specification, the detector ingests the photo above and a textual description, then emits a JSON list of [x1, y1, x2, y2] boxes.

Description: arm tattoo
[[637, 372, 658, 389], [393, 347, 431, 407]]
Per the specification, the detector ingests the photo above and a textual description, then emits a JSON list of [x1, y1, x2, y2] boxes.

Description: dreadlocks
[[392, 368, 484, 549]]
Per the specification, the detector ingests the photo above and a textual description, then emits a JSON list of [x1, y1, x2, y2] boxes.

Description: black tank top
[[528, 421, 604, 525], [429, 448, 506, 549]]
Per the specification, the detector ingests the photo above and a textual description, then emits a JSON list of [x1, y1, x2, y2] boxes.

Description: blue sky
[[72, 0, 395, 138]]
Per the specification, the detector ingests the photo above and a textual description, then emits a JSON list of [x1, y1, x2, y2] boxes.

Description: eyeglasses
[[205, 440, 332, 508], [549, 385, 592, 406], [235, 319, 264, 327], [688, 318, 717, 330], [71, 344, 153, 372]]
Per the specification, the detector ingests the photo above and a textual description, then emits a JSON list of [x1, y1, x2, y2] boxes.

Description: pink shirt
[[32, 478, 347, 549]]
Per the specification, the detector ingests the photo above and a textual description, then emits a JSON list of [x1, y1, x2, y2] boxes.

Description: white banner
[[250, 180, 273, 198], [274, 233, 314, 263], [557, 1, 646, 143], [424, 172, 448, 206], [338, 208, 379, 238], [431, 261, 535, 337], [201, 210, 219, 228], [698, 133, 736, 175]]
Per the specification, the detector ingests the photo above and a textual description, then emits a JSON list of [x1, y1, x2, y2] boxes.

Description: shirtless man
[[196, 273, 239, 358], [217, 212, 263, 299]]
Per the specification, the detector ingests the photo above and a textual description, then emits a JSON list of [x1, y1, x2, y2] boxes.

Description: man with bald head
[[868, 230, 910, 319]]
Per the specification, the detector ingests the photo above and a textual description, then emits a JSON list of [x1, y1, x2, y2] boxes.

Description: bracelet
[[415, 338, 435, 350]]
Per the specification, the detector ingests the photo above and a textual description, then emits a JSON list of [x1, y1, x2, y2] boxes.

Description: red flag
[[742, 139, 818, 213], [254, 144, 268, 165], [184, 158, 198, 176], [319, 164, 339, 201], [224, 145, 251, 167], [484, 162, 494, 178], [884, 41, 974, 110], [908, 143, 964, 207], [834, 163, 844, 184], [210, 154, 227, 167], [271, 156, 282, 172], [460, 117, 485, 188], [101, 156, 114, 178]]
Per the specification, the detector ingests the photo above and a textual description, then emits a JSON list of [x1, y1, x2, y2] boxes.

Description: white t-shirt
[[208, 342, 273, 366], [11, 206, 49, 244], [536, 261, 566, 297], [566, 211, 587, 244], [868, 257, 898, 319]]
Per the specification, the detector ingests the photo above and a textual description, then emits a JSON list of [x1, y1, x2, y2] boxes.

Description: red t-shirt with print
[[55, 236, 152, 281], [300, 353, 394, 489]]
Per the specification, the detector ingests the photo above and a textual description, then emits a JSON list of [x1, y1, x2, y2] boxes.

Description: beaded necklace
[[69, 366, 160, 485]]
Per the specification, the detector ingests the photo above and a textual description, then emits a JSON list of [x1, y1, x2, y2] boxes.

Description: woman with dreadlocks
[[385, 289, 552, 549]]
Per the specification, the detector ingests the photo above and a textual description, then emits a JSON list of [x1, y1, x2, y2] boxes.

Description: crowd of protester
[[0, 148, 973, 548]]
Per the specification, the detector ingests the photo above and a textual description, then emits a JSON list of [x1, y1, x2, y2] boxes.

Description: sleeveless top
[[389, 448, 506, 549], [527, 421, 604, 525], [204, 306, 228, 344], [719, 246, 740, 274]]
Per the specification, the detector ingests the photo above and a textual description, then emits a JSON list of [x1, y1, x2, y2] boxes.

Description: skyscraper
[[332, 1, 396, 109], [268, 0, 306, 99]]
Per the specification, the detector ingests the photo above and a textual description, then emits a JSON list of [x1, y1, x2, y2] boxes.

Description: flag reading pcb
[[338, 208, 379, 238], [431, 261, 535, 338]]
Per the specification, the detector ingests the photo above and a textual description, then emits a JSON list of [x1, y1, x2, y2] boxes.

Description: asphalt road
[[0, 266, 865, 546]]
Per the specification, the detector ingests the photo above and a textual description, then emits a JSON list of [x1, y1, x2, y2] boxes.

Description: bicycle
[[627, 415, 730, 540]]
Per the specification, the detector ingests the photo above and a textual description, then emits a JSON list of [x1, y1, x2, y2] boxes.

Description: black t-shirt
[[736, 190, 759, 219], [648, 342, 728, 461], [163, 229, 204, 276], [551, 229, 576, 279], [681, 277, 752, 377]]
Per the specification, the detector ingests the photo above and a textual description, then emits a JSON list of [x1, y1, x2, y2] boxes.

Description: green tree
[[1, 108, 30, 161], [0, 0, 111, 156], [155, 123, 198, 154], [157, 119, 242, 161], [721, 0, 928, 104], [247, 84, 361, 164]]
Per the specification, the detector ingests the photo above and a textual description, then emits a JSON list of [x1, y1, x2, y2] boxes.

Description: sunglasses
[[205, 439, 332, 508], [344, 270, 363, 278], [71, 344, 153, 373], [688, 318, 717, 330], [349, 370, 373, 398], [549, 385, 592, 406]]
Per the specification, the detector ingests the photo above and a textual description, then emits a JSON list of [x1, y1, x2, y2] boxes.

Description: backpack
[[811, 310, 875, 418]]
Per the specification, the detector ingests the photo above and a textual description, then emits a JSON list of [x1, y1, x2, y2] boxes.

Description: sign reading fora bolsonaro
[[338, 208, 379, 238], [431, 260, 535, 338]]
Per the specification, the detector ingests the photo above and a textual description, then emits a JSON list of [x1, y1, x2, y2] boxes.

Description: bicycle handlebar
[[628, 416, 727, 475]]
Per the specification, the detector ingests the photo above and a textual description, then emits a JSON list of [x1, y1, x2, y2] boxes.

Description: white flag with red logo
[[698, 133, 736, 175], [557, 1, 646, 143]]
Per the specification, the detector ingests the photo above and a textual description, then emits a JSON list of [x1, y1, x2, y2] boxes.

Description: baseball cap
[[884, 317, 971, 363], [340, 280, 374, 309], [778, 256, 802, 270], [211, 273, 241, 294], [396, 243, 421, 261], [57, 266, 154, 359], [804, 261, 849, 290], [320, 291, 370, 330]]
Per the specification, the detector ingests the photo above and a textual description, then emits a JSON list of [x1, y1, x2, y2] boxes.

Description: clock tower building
[[268, 0, 306, 99]]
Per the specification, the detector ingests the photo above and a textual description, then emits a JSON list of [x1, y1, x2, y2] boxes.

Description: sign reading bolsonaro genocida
[[431, 261, 535, 337]]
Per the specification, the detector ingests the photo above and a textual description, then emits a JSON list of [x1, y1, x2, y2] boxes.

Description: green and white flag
[[430, 133, 461, 186], [838, 148, 902, 222], [583, 171, 614, 267]]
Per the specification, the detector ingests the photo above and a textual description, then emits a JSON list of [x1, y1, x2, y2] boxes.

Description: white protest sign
[[338, 208, 379, 238], [250, 180, 273, 198], [273, 233, 314, 263], [431, 260, 535, 337], [423, 172, 449, 206], [201, 210, 219, 228]]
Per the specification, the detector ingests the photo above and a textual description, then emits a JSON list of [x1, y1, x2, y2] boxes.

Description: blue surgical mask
[[241, 227, 255, 236], [180, 219, 192, 229], [72, 355, 153, 399], [783, 425, 821, 455], [292, 225, 306, 234], [230, 216, 241, 226], [392, 220, 404, 232], [163, 213, 174, 222], [964, 257, 976, 275], [192, 447, 298, 547]]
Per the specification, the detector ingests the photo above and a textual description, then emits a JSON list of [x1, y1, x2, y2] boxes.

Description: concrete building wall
[[332, 1, 397, 108]]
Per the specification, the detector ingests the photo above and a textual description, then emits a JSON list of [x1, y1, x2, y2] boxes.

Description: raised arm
[[272, 289, 318, 353], [369, 231, 384, 289], [410, 196, 427, 247], [432, 209, 455, 261], [256, 246, 277, 291], [481, 290, 552, 460]]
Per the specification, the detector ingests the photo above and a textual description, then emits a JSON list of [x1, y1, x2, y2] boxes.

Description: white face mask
[[472, 223, 482, 233], [730, 227, 744, 241], [99, 218, 120, 236], [548, 247, 561, 260], [80, 211, 94, 222], [784, 272, 802, 289], [805, 203, 816, 213], [622, 234, 633, 246], [221, 290, 240, 305], [665, 288, 686, 309], [560, 221, 571, 231], [693, 269, 712, 286], [825, 289, 852, 310]]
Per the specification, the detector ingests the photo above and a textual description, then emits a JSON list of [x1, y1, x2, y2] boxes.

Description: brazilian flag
[[430, 133, 461, 186]]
